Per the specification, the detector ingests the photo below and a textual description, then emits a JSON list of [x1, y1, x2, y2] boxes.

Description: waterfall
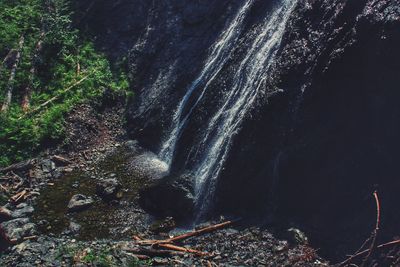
[[159, 0, 297, 218], [193, 0, 297, 215], [158, 0, 254, 166]]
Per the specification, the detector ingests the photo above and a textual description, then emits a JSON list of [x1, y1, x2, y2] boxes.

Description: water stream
[[159, 0, 298, 218], [158, 0, 255, 166]]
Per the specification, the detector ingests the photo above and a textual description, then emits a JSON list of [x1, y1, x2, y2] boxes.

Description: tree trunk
[[22, 31, 45, 112], [0, 49, 16, 81], [1, 35, 25, 113], [1, 49, 16, 67]]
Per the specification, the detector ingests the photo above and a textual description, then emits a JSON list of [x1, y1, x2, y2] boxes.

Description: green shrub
[[0, 0, 130, 166]]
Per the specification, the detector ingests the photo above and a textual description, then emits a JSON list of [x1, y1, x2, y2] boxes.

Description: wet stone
[[0, 206, 12, 222], [41, 159, 56, 173], [286, 228, 309, 245], [67, 194, 94, 212], [11, 205, 34, 218], [1, 218, 36, 241], [62, 221, 81, 236], [69, 221, 81, 233], [149, 216, 176, 233], [96, 178, 122, 200]]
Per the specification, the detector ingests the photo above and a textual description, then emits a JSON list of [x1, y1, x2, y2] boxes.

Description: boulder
[[96, 178, 122, 200], [64, 221, 82, 236], [0, 218, 36, 241], [67, 194, 94, 212], [139, 174, 194, 221], [285, 228, 309, 245], [124, 140, 140, 151], [40, 159, 56, 173], [149, 217, 176, 233], [11, 204, 34, 218], [0, 206, 12, 222]]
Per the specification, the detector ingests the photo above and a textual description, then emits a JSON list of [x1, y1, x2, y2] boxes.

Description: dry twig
[[339, 191, 384, 266], [52, 155, 71, 165], [156, 243, 209, 257], [130, 220, 237, 260], [10, 189, 28, 202], [361, 191, 381, 266], [340, 239, 400, 266], [137, 220, 234, 245]]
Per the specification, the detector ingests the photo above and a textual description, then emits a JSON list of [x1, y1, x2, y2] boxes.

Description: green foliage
[[56, 245, 120, 267], [129, 258, 153, 266], [0, 0, 130, 167], [0, 0, 41, 53], [81, 248, 116, 266]]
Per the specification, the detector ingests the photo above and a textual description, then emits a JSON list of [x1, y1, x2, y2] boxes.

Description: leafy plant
[[0, 0, 130, 166]]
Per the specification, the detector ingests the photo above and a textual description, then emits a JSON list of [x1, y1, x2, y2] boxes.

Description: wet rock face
[[74, 0, 241, 151], [78, 0, 400, 259], [215, 0, 400, 259], [139, 174, 194, 221]]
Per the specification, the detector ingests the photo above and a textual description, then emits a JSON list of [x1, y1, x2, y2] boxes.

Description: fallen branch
[[11, 189, 27, 203], [156, 243, 208, 257], [132, 235, 142, 241], [52, 155, 71, 165], [361, 191, 381, 266], [19, 75, 91, 120], [9, 235, 38, 243], [0, 160, 34, 173], [10, 171, 23, 180], [0, 184, 9, 192], [131, 254, 150, 260], [339, 191, 382, 266], [123, 247, 185, 257], [23, 235, 38, 241], [12, 180, 24, 190], [339, 239, 400, 266], [137, 220, 235, 245]]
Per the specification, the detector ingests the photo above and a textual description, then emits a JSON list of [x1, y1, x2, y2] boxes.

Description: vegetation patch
[[0, 0, 129, 167]]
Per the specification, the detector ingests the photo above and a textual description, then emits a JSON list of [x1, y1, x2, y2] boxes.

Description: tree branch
[[19, 74, 90, 120]]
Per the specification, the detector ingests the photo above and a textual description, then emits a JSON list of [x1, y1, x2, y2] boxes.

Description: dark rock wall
[[75, 0, 400, 259], [216, 0, 400, 259], [74, 0, 244, 151]]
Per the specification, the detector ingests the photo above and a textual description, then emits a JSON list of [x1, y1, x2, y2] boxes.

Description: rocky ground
[[0, 95, 399, 266], [0, 96, 334, 266]]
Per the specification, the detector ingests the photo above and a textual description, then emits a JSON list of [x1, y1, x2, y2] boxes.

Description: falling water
[[158, 0, 254, 166], [159, 0, 298, 217], [193, 0, 297, 215]]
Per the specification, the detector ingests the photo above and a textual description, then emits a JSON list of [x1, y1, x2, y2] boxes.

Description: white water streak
[[193, 0, 298, 214], [159, 1, 254, 166], [158, 0, 297, 216]]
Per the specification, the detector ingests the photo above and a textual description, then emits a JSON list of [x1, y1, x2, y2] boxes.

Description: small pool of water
[[32, 143, 159, 240]]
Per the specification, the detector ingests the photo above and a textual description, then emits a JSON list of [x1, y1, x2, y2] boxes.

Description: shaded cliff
[[75, 0, 400, 260], [217, 0, 400, 259]]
